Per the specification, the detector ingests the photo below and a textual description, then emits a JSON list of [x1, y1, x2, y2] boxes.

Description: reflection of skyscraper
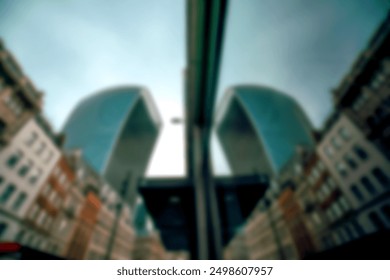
[[216, 85, 315, 176], [62, 86, 162, 203]]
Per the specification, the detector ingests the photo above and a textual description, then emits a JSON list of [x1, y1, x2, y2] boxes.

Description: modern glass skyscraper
[[216, 85, 315, 176], [62, 86, 162, 203]]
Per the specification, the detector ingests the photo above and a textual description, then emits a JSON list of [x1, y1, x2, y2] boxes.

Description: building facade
[[216, 85, 315, 176], [317, 112, 390, 237], [0, 40, 42, 151], [62, 86, 162, 206], [0, 116, 61, 244], [333, 12, 390, 160]]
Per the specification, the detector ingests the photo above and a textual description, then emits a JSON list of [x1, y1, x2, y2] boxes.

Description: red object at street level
[[0, 242, 22, 253]]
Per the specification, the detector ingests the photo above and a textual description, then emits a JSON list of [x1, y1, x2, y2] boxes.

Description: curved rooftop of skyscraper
[[216, 85, 315, 175], [62, 86, 162, 200]]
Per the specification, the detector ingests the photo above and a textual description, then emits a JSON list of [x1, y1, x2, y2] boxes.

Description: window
[[25, 131, 38, 146], [351, 185, 364, 202], [338, 196, 350, 212], [336, 161, 348, 177], [18, 160, 33, 177], [5, 95, 24, 116], [326, 208, 335, 221], [29, 204, 40, 220], [322, 182, 332, 196], [368, 212, 386, 231], [324, 146, 334, 158], [331, 136, 342, 149], [353, 145, 368, 161], [361, 176, 377, 196], [0, 184, 16, 204], [339, 127, 351, 141], [344, 154, 357, 170], [352, 220, 365, 237], [371, 69, 386, 90], [45, 151, 53, 163], [36, 210, 47, 226], [6, 150, 23, 168], [331, 202, 343, 219], [12, 192, 27, 211], [352, 90, 370, 112], [36, 142, 46, 155], [372, 167, 389, 189], [0, 222, 7, 237], [29, 168, 42, 185], [59, 219, 68, 231], [311, 212, 321, 225], [44, 216, 53, 230]]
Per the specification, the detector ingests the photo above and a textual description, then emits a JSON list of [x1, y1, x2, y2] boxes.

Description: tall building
[[317, 112, 390, 236], [0, 115, 61, 243], [62, 86, 162, 204], [0, 40, 43, 150], [216, 85, 315, 176], [332, 12, 390, 159], [22, 154, 76, 256]]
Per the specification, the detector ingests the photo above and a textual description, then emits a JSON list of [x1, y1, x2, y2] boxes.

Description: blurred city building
[[216, 85, 315, 176], [317, 112, 390, 240], [62, 86, 162, 206], [0, 42, 152, 260], [0, 115, 61, 247], [138, 175, 268, 259], [0, 40, 43, 151], [62, 86, 164, 260], [1, 5, 390, 261], [223, 12, 390, 260], [333, 13, 390, 160]]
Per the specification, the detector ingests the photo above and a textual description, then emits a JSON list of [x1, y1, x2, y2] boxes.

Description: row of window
[[16, 229, 59, 254], [350, 168, 389, 203], [52, 166, 70, 190], [306, 160, 326, 186], [352, 59, 390, 112], [6, 150, 43, 185], [322, 220, 364, 249], [0, 179, 27, 212], [368, 205, 390, 231], [335, 145, 369, 178], [324, 126, 352, 158], [324, 196, 350, 223], [3, 93, 25, 117], [316, 176, 337, 202], [25, 131, 55, 164], [366, 96, 390, 128], [28, 204, 54, 230], [41, 183, 63, 207], [369, 58, 390, 91]]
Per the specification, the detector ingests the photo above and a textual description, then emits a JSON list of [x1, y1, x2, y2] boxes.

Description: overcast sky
[[0, 0, 388, 177]]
